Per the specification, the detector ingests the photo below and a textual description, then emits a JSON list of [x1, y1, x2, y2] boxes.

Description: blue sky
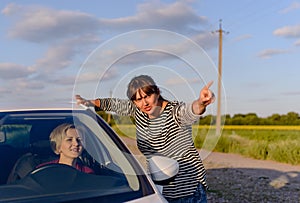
[[1, 0, 300, 117]]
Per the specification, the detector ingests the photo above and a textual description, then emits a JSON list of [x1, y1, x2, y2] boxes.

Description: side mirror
[[148, 156, 179, 182]]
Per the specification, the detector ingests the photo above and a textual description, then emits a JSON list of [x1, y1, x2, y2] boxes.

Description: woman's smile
[[70, 147, 80, 153]]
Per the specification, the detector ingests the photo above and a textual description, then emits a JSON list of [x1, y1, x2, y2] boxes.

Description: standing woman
[[75, 75, 215, 202]]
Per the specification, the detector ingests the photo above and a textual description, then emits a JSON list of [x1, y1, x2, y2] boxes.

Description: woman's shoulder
[[75, 161, 94, 174], [81, 166, 94, 174], [168, 100, 183, 107], [164, 101, 182, 114]]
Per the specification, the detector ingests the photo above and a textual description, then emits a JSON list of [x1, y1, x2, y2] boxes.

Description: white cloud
[[257, 49, 289, 59], [14, 78, 45, 90], [2, 4, 100, 43], [165, 77, 200, 85], [232, 34, 252, 42], [273, 24, 300, 38], [2, 1, 214, 68], [1, 1, 215, 89], [191, 32, 217, 49], [0, 77, 45, 102], [48, 76, 77, 85], [0, 87, 11, 94], [34, 45, 74, 72], [281, 90, 300, 96], [279, 2, 300, 14], [1, 3, 21, 15], [3, 1, 208, 43], [83, 31, 215, 70], [29, 34, 100, 76], [97, 1, 208, 34], [295, 39, 300, 46], [0, 63, 34, 79]]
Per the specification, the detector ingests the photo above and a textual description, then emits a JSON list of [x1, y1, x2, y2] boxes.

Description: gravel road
[[120, 136, 300, 203], [203, 151, 300, 203]]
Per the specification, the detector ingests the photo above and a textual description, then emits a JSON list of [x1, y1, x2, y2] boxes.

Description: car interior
[[0, 112, 123, 185], [0, 115, 70, 184], [0, 111, 155, 203]]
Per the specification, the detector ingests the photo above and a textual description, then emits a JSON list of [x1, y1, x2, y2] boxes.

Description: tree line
[[98, 111, 300, 125], [199, 112, 300, 125]]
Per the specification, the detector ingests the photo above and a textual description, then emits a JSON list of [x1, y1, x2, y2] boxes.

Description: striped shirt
[[95, 98, 207, 199]]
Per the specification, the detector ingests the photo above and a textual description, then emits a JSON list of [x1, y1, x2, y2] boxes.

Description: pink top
[[36, 159, 94, 174]]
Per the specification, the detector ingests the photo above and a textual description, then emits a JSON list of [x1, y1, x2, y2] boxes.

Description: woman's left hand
[[199, 81, 215, 106], [192, 81, 215, 115]]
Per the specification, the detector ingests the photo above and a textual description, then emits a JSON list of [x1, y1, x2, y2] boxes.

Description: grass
[[112, 124, 300, 165], [193, 125, 300, 165], [112, 124, 136, 138]]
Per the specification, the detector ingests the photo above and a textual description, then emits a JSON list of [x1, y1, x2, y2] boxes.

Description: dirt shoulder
[[120, 136, 300, 202], [203, 151, 300, 202]]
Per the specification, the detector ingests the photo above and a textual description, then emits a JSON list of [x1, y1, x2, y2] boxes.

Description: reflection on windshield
[[73, 112, 140, 191], [0, 110, 148, 202]]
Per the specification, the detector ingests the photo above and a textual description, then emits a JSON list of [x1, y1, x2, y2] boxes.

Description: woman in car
[[75, 75, 215, 202], [37, 123, 94, 174]]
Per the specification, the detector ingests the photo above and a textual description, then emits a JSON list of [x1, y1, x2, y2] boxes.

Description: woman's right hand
[[75, 95, 95, 107]]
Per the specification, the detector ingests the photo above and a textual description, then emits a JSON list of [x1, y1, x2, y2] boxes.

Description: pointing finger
[[205, 81, 213, 89]]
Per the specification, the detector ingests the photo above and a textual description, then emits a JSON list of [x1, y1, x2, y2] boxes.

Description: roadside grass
[[112, 124, 300, 165], [112, 124, 136, 139], [193, 125, 300, 165]]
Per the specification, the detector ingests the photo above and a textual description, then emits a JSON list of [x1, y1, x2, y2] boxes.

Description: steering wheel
[[28, 164, 80, 192], [19, 163, 129, 195], [30, 163, 77, 175]]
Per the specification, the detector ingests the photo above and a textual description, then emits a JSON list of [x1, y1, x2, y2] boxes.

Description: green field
[[113, 125, 300, 165], [193, 125, 300, 165]]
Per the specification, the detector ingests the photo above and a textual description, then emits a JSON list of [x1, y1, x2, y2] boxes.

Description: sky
[[1, 0, 300, 118]]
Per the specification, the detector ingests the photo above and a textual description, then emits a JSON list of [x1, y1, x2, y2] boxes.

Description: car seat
[[6, 140, 58, 184], [0, 145, 19, 184]]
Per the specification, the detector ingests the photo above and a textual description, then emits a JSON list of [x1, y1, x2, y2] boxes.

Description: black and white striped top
[[95, 98, 207, 199]]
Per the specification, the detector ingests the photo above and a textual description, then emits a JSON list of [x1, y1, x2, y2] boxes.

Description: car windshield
[[0, 109, 153, 202]]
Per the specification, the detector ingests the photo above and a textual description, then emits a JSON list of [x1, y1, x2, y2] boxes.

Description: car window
[[0, 110, 153, 202], [73, 112, 140, 191], [0, 124, 30, 148]]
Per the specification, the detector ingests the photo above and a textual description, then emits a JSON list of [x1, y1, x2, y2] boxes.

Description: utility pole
[[214, 19, 228, 136]]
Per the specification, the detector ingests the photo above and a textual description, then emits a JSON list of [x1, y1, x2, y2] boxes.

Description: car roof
[[0, 108, 90, 122], [0, 107, 88, 112]]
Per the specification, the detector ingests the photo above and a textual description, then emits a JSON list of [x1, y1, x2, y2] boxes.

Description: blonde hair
[[49, 123, 76, 155]]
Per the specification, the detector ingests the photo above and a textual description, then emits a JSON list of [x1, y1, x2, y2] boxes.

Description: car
[[0, 107, 177, 203]]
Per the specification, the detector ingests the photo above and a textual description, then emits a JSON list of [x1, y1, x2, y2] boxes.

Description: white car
[[0, 108, 178, 203]]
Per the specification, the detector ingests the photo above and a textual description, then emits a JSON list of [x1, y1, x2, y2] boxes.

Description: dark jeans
[[166, 183, 207, 203]]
